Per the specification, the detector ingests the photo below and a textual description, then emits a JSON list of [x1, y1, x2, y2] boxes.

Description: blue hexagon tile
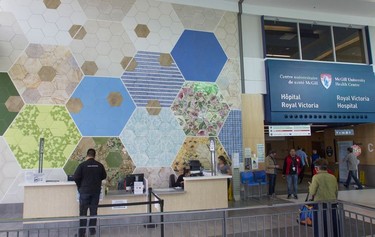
[[120, 108, 185, 167], [67, 76, 136, 136], [218, 110, 243, 162], [121, 51, 185, 107], [171, 30, 227, 82]]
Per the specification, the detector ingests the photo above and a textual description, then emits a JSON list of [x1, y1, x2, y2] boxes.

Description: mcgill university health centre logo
[[320, 73, 332, 89]]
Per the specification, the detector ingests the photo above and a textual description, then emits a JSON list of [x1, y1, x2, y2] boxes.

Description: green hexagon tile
[[4, 105, 81, 169]]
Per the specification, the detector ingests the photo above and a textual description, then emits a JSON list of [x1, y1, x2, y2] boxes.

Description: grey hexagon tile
[[77, 0, 135, 22], [1, 0, 86, 45], [0, 12, 28, 72], [172, 4, 224, 32], [0, 137, 22, 203], [214, 12, 239, 59], [70, 20, 136, 76], [122, 0, 184, 53], [120, 108, 185, 167], [216, 59, 241, 109], [133, 167, 175, 189]]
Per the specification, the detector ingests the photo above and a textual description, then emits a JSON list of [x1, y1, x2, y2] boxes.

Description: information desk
[[23, 175, 230, 219]]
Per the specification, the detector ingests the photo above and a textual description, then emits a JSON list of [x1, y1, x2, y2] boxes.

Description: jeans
[[267, 174, 276, 195], [345, 170, 363, 189], [79, 193, 100, 236], [313, 203, 340, 237], [286, 174, 298, 195]]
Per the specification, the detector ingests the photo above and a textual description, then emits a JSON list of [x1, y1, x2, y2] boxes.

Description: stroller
[[297, 193, 314, 226]]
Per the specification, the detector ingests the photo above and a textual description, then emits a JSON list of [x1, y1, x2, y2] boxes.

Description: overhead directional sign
[[269, 125, 311, 136]]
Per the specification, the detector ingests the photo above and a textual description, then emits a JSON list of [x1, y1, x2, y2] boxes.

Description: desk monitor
[[125, 173, 144, 188]]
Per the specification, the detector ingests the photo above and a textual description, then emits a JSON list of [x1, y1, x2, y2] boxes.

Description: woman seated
[[174, 168, 191, 188]]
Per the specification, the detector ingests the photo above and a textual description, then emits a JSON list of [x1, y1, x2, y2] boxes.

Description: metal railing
[[0, 200, 374, 237]]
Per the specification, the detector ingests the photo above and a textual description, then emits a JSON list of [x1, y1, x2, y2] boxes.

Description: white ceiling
[[163, 0, 375, 26]]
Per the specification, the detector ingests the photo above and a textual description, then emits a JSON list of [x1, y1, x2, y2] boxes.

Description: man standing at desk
[[74, 148, 107, 237]]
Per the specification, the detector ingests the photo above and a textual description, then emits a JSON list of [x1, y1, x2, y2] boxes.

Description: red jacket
[[282, 155, 302, 175]]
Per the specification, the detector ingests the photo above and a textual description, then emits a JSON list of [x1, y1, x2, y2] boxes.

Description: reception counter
[[23, 175, 230, 219]]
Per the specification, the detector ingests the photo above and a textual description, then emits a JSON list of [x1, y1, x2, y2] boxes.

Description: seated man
[[174, 168, 190, 188]]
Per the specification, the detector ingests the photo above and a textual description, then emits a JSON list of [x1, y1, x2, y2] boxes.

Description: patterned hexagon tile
[[133, 167, 175, 189], [214, 12, 239, 59], [77, 0, 135, 22], [0, 73, 24, 135], [0, 137, 22, 202], [171, 82, 230, 137], [67, 76, 135, 136], [218, 110, 243, 162], [172, 4, 224, 32], [3, 105, 82, 169], [122, 0, 184, 53], [8, 44, 83, 104], [65, 137, 135, 190], [171, 30, 227, 82], [172, 137, 230, 173], [120, 108, 185, 167], [0, 12, 28, 71], [70, 20, 136, 76], [216, 59, 241, 109], [121, 51, 185, 107], [0, 0, 86, 45]]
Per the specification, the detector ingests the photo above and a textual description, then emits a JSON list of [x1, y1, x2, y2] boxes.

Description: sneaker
[[343, 184, 348, 188], [287, 194, 291, 199], [356, 187, 363, 190], [294, 194, 298, 199]]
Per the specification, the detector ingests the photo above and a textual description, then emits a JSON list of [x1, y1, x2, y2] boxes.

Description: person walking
[[343, 147, 363, 190], [309, 158, 339, 237], [282, 148, 302, 199], [296, 147, 308, 184], [310, 149, 320, 175], [265, 150, 279, 197], [74, 148, 107, 237]]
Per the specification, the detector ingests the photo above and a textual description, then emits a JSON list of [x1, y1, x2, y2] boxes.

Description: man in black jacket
[[74, 148, 107, 237]]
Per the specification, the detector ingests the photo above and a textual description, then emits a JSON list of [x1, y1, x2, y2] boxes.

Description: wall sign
[[265, 59, 375, 123]]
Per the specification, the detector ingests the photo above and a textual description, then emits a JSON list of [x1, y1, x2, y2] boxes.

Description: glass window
[[264, 20, 299, 59], [299, 24, 333, 61], [333, 27, 366, 63]]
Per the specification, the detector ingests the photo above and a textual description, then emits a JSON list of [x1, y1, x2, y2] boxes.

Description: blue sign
[[265, 59, 375, 123]]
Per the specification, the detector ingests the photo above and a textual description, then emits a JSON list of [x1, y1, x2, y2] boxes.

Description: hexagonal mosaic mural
[[214, 12, 239, 59], [171, 82, 230, 137], [120, 108, 185, 167], [0, 137, 22, 202], [133, 167, 175, 189], [0, 12, 28, 72], [121, 51, 185, 107], [4, 105, 81, 169], [0, 0, 86, 45], [172, 137, 230, 173], [70, 19, 136, 77], [122, 0, 184, 53], [77, 0, 135, 22], [67, 76, 135, 136], [64, 137, 135, 190], [8, 44, 83, 104], [0, 73, 24, 135], [171, 30, 227, 82], [217, 59, 241, 109]]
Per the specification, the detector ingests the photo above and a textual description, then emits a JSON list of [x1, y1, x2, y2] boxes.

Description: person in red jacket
[[282, 148, 302, 199]]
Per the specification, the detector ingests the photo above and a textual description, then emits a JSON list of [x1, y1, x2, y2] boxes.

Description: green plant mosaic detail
[[4, 105, 81, 169]]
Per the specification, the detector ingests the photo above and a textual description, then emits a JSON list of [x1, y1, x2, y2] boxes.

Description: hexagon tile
[[77, 0, 135, 22], [0, 0, 86, 45], [67, 76, 135, 136], [69, 20, 136, 77], [172, 137, 230, 173], [8, 44, 83, 104], [122, 0, 184, 53], [120, 108, 185, 167], [133, 167, 175, 189], [0, 12, 28, 72], [216, 59, 241, 109], [64, 137, 135, 190], [0, 137, 22, 203], [3, 105, 82, 169], [171, 82, 230, 137], [218, 110, 243, 162], [171, 30, 227, 82], [172, 4, 224, 32], [214, 12, 239, 59], [121, 51, 185, 107], [0, 73, 24, 135]]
